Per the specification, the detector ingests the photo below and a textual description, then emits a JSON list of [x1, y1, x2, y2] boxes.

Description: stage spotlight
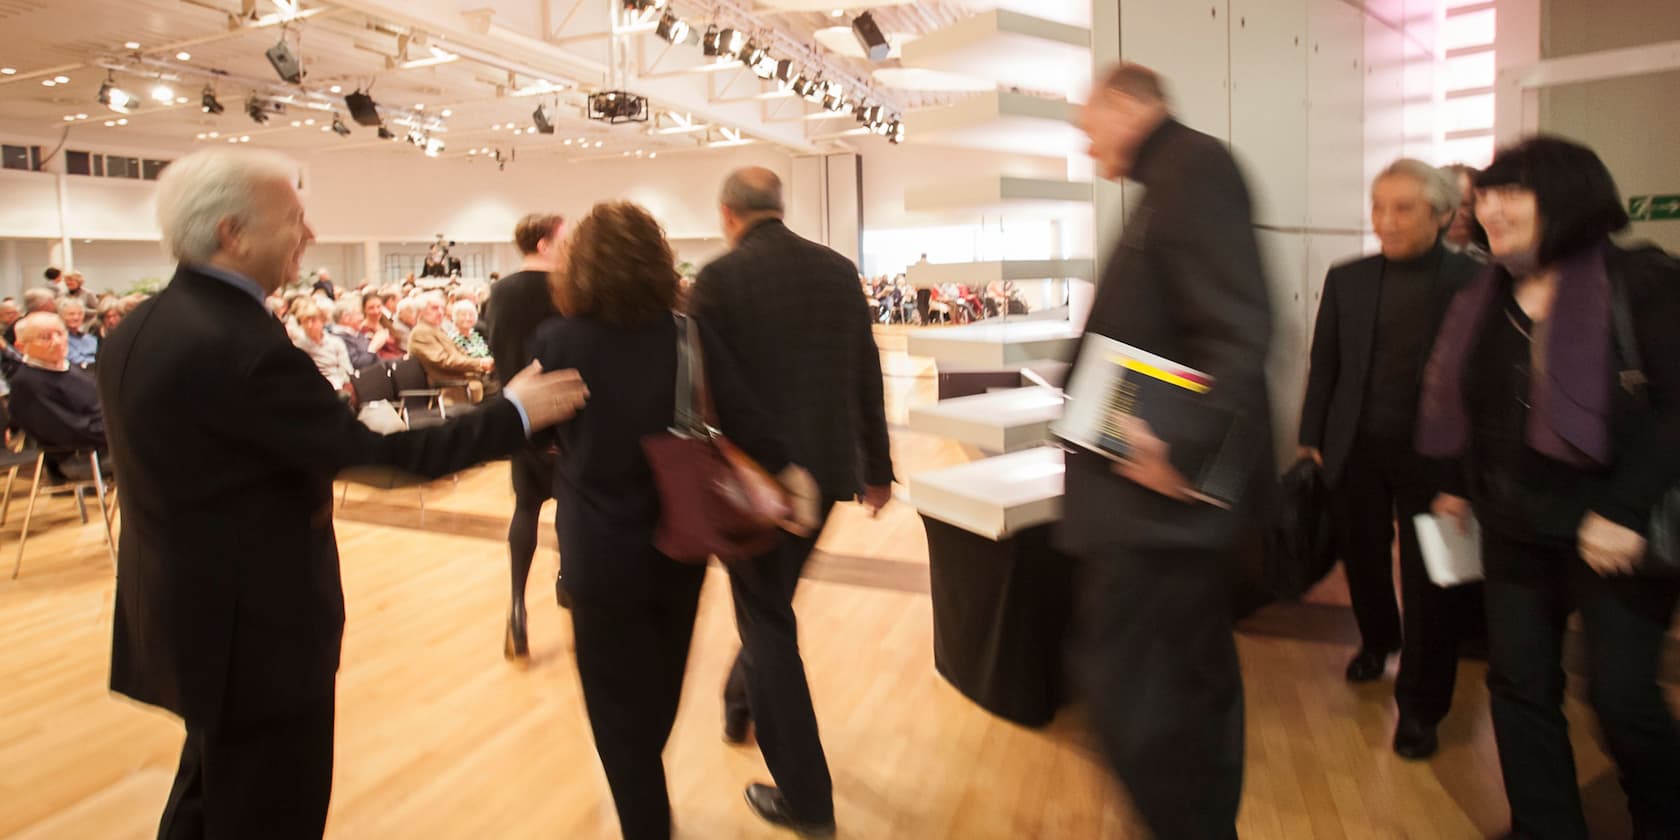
[[717, 28, 744, 58], [887, 119, 903, 144], [532, 104, 555, 134], [656, 12, 689, 44], [750, 52, 778, 80], [200, 86, 223, 115], [701, 24, 721, 56], [345, 90, 382, 126], [265, 37, 304, 84], [150, 84, 175, 104], [97, 75, 135, 114], [424, 136, 445, 157], [851, 11, 890, 62], [377, 125, 395, 140], [331, 114, 350, 136], [743, 40, 767, 65], [775, 59, 796, 82], [245, 98, 270, 124]]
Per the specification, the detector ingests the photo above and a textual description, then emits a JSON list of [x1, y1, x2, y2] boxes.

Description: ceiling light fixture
[[0, 68, 15, 75], [201, 86, 224, 114], [124, 42, 140, 49], [701, 24, 722, 56], [176, 51, 192, 61], [98, 74, 136, 114], [54, 75, 69, 84], [246, 98, 272, 124], [331, 114, 350, 136], [655, 12, 689, 44], [329, 85, 342, 94], [151, 84, 175, 104], [532, 104, 555, 134]]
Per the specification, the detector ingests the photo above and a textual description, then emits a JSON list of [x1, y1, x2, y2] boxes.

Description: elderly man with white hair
[[407, 289, 493, 404], [1298, 157, 1484, 760], [97, 147, 589, 839], [57, 297, 98, 368], [9, 311, 108, 475]]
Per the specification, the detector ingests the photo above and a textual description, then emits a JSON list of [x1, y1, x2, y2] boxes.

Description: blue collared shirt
[[186, 262, 532, 434], [66, 330, 98, 367]]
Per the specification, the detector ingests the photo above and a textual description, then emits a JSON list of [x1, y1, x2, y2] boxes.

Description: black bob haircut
[[1473, 136, 1629, 265]]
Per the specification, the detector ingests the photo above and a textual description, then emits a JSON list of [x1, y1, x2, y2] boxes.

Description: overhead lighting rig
[[587, 90, 648, 124], [201, 85, 224, 114], [97, 73, 136, 114]]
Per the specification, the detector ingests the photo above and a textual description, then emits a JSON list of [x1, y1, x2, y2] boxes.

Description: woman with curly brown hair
[[530, 201, 799, 840]]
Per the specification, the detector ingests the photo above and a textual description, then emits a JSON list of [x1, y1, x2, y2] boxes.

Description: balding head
[[719, 167, 784, 246], [15, 311, 68, 368]]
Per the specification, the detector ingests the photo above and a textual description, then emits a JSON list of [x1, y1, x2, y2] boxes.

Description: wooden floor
[[0, 333, 1663, 839]]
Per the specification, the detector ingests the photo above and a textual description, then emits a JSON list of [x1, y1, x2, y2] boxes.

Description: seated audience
[[328, 297, 383, 370], [362, 294, 403, 360], [393, 296, 420, 350], [0, 300, 21, 345], [291, 300, 354, 391], [450, 300, 490, 359], [9, 312, 108, 476], [59, 298, 98, 368], [93, 299, 123, 338], [408, 291, 491, 404]]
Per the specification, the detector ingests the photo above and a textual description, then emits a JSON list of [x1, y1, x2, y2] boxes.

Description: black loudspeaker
[[851, 12, 890, 62], [265, 39, 304, 84], [345, 91, 381, 126]]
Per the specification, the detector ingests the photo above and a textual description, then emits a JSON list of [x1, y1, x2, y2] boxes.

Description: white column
[[1, 239, 18, 298], [1495, 0, 1542, 144], [53, 172, 73, 271], [362, 240, 382, 286]]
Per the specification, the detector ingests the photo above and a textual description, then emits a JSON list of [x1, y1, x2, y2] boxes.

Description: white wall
[[1539, 0, 1680, 251], [855, 137, 1071, 232]]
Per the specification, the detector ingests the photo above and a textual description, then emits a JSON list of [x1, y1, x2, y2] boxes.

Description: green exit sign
[[1629, 194, 1680, 221]]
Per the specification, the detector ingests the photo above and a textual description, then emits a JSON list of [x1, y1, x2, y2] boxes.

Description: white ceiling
[[0, 0, 1091, 161]]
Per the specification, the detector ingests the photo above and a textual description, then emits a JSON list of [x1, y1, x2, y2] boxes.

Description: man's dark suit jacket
[[487, 270, 559, 385], [1059, 118, 1275, 554], [99, 266, 528, 727], [688, 219, 893, 501], [1298, 246, 1480, 486]]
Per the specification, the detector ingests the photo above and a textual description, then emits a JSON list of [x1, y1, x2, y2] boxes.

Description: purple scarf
[[1417, 244, 1612, 467]]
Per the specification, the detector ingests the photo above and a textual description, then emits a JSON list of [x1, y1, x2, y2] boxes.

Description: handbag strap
[[671, 314, 718, 434]]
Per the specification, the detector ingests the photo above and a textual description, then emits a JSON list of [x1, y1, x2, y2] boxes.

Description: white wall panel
[[1231, 0, 1310, 228], [1258, 229, 1308, 466], [1364, 12, 1408, 199], [0, 238, 54, 299], [826, 154, 863, 266], [1120, 1, 1232, 141], [1307, 0, 1368, 232], [787, 156, 826, 245], [0, 171, 61, 239]]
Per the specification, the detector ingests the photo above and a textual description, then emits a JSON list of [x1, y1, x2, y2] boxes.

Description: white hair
[[155, 148, 297, 264], [395, 296, 420, 316], [333, 296, 364, 323], [450, 298, 479, 319], [1374, 158, 1460, 218], [56, 297, 85, 316], [417, 291, 446, 309], [14, 311, 64, 344]]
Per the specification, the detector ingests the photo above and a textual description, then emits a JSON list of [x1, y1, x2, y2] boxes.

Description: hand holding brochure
[[1052, 333, 1255, 508], [1412, 512, 1483, 585]]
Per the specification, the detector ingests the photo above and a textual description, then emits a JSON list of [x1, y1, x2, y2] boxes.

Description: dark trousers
[[1074, 546, 1244, 840], [158, 692, 336, 840], [1482, 530, 1680, 840], [722, 503, 836, 825], [1337, 433, 1467, 724], [570, 571, 705, 840]]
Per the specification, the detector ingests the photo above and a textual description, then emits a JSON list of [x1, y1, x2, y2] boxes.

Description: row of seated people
[[283, 290, 497, 411], [0, 287, 138, 370]]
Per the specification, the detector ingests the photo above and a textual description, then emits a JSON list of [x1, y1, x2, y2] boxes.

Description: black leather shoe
[[743, 784, 835, 838], [1345, 649, 1391, 683], [555, 574, 572, 610], [504, 603, 529, 660], [723, 709, 751, 745], [1393, 717, 1439, 760]]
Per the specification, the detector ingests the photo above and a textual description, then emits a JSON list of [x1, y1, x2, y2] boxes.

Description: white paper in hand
[[1413, 513, 1483, 586]]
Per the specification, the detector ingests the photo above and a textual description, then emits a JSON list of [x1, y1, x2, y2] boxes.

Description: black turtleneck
[[1362, 239, 1445, 437]]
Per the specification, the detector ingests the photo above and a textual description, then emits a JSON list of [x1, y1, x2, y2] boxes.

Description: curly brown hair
[[550, 201, 678, 327]]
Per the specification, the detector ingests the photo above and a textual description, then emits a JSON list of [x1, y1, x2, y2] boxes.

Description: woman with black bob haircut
[[1418, 136, 1680, 839]]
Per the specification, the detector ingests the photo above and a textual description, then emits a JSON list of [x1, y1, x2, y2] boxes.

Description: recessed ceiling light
[[329, 85, 343, 94], [104, 120, 115, 126], [415, 103, 424, 110], [41, 79, 55, 87], [63, 115, 75, 121], [208, 131, 219, 138], [54, 75, 69, 83], [150, 84, 174, 103], [291, 120, 301, 127], [227, 137, 238, 143], [831, 8, 845, 17], [594, 140, 603, 148], [124, 42, 140, 49], [0, 68, 15, 75], [116, 118, 128, 125], [304, 118, 315, 125], [563, 138, 571, 145], [239, 135, 250, 142], [320, 125, 330, 131], [176, 51, 191, 61], [649, 152, 657, 158], [75, 113, 86, 119], [175, 96, 188, 104], [196, 132, 206, 139], [441, 109, 452, 117], [491, 124, 501, 131]]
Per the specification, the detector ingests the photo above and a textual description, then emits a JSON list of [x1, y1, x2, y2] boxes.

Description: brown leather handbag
[[642, 315, 791, 564]]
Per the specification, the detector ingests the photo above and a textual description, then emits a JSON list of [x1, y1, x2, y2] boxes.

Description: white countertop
[[908, 446, 1065, 540], [908, 386, 1064, 453]]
